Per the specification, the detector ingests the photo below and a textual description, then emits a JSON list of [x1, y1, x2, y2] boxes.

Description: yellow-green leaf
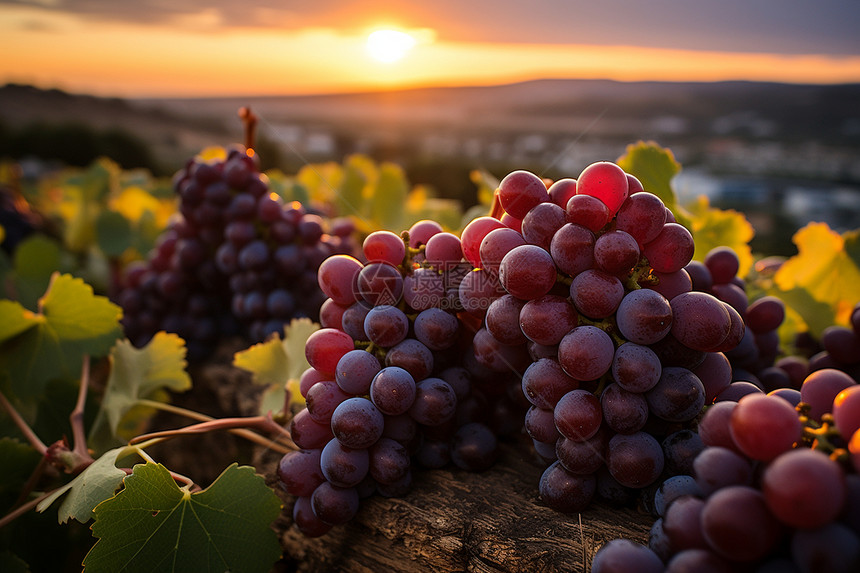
[[616, 141, 691, 228], [370, 162, 409, 231], [773, 223, 860, 332], [89, 332, 190, 452], [83, 462, 282, 573]]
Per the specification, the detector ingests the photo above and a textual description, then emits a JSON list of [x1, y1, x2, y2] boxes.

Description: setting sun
[[366, 29, 416, 63]]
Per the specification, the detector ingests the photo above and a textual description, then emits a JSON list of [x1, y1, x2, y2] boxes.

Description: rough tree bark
[[275, 437, 655, 573]]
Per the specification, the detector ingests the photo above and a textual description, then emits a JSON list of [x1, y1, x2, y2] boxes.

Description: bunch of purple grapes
[[457, 161, 747, 513], [116, 146, 355, 359], [278, 220, 527, 537], [591, 366, 860, 573]]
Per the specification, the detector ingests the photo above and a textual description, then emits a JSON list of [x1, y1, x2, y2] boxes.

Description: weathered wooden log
[[276, 437, 655, 573]]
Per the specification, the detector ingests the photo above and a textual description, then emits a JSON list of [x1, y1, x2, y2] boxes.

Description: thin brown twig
[[0, 490, 55, 530], [0, 389, 47, 455], [69, 355, 94, 468]]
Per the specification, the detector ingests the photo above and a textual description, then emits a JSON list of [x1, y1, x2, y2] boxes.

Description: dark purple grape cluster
[[115, 146, 356, 359], [592, 366, 860, 573], [455, 161, 743, 514], [278, 220, 527, 537]]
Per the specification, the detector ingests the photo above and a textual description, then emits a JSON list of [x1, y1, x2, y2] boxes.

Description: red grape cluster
[[115, 146, 355, 359], [458, 162, 742, 513], [278, 220, 527, 537], [592, 366, 859, 573]]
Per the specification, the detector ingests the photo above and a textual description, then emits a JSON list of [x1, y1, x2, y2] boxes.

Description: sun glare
[[366, 29, 416, 63]]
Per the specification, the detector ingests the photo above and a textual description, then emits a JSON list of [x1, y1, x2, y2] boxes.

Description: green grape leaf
[[0, 273, 122, 399], [336, 155, 373, 220], [0, 300, 40, 342], [36, 447, 127, 524], [83, 462, 283, 573], [89, 332, 190, 452], [616, 141, 691, 228], [11, 234, 64, 310], [233, 318, 319, 411], [370, 162, 409, 231], [685, 195, 755, 278], [95, 210, 133, 258], [773, 223, 860, 333]]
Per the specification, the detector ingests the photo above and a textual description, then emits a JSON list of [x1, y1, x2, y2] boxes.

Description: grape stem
[[238, 106, 258, 152], [0, 389, 47, 455]]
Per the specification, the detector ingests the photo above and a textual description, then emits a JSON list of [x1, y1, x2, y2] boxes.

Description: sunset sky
[[2, 0, 860, 97]]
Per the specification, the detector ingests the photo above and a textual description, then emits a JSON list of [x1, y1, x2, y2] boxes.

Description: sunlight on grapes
[[366, 29, 416, 63]]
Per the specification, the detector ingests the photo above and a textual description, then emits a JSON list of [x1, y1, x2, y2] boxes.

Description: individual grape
[[555, 429, 607, 475], [616, 289, 673, 345], [277, 448, 325, 497], [834, 385, 860, 440], [335, 349, 382, 396], [558, 326, 615, 382], [601, 383, 649, 434], [590, 538, 664, 573], [547, 178, 577, 209], [330, 397, 384, 449], [643, 223, 695, 273], [648, 518, 672, 562], [368, 438, 411, 484], [290, 493, 334, 539], [692, 446, 753, 497], [822, 325, 860, 365], [593, 230, 640, 276], [654, 475, 702, 517], [615, 191, 667, 246], [320, 438, 370, 487], [714, 380, 764, 402], [385, 338, 434, 381], [413, 308, 460, 351], [532, 438, 558, 463], [485, 294, 529, 345], [525, 405, 561, 444], [407, 219, 443, 247], [500, 212, 522, 232], [700, 486, 782, 562], [290, 408, 335, 450], [304, 328, 355, 377], [409, 378, 457, 426], [416, 439, 451, 469], [554, 389, 603, 441], [521, 202, 566, 250], [745, 296, 785, 334], [565, 193, 610, 233], [498, 244, 558, 300], [363, 304, 409, 347], [670, 292, 732, 352], [645, 268, 692, 301], [691, 351, 732, 403], [363, 230, 405, 266], [369, 366, 417, 416], [664, 549, 734, 573], [538, 460, 596, 513], [606, 432, 664, 488], [791, 522, 860, 573], [478, 227, 527, 277], [519, 295, 578, 346], [471, 327, 531, 374], [237, 239, 270, 271], [775, 355, 810, 389], [460, 216, 507, 268], [310, 482, 360, 526], [729, 393, 802, 461], [424, 232, 463, 269], [521, 358, 579, 409], [703, 246, 740, 285], [661, 429, 704, 476], [498, 169, 549, 219], [768, 387, 802, 407], [355, 262, 403, 306], [403, 266, 445, 311], [451, 422, 498, 471], [458, 268, 505, 318], [575, 161, 629, 216], [611, 343, 662, 393], [697, 401, 741, 452], [762, 448, 846, 529], [299, 367, 329, 398], [341, 301, 372, 342], [570, 269, 624, 319], [306, 380, 351, 424], [549, 223, 595, 278], [663, 495, 708, 552], [800, 368, 857, 421]]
